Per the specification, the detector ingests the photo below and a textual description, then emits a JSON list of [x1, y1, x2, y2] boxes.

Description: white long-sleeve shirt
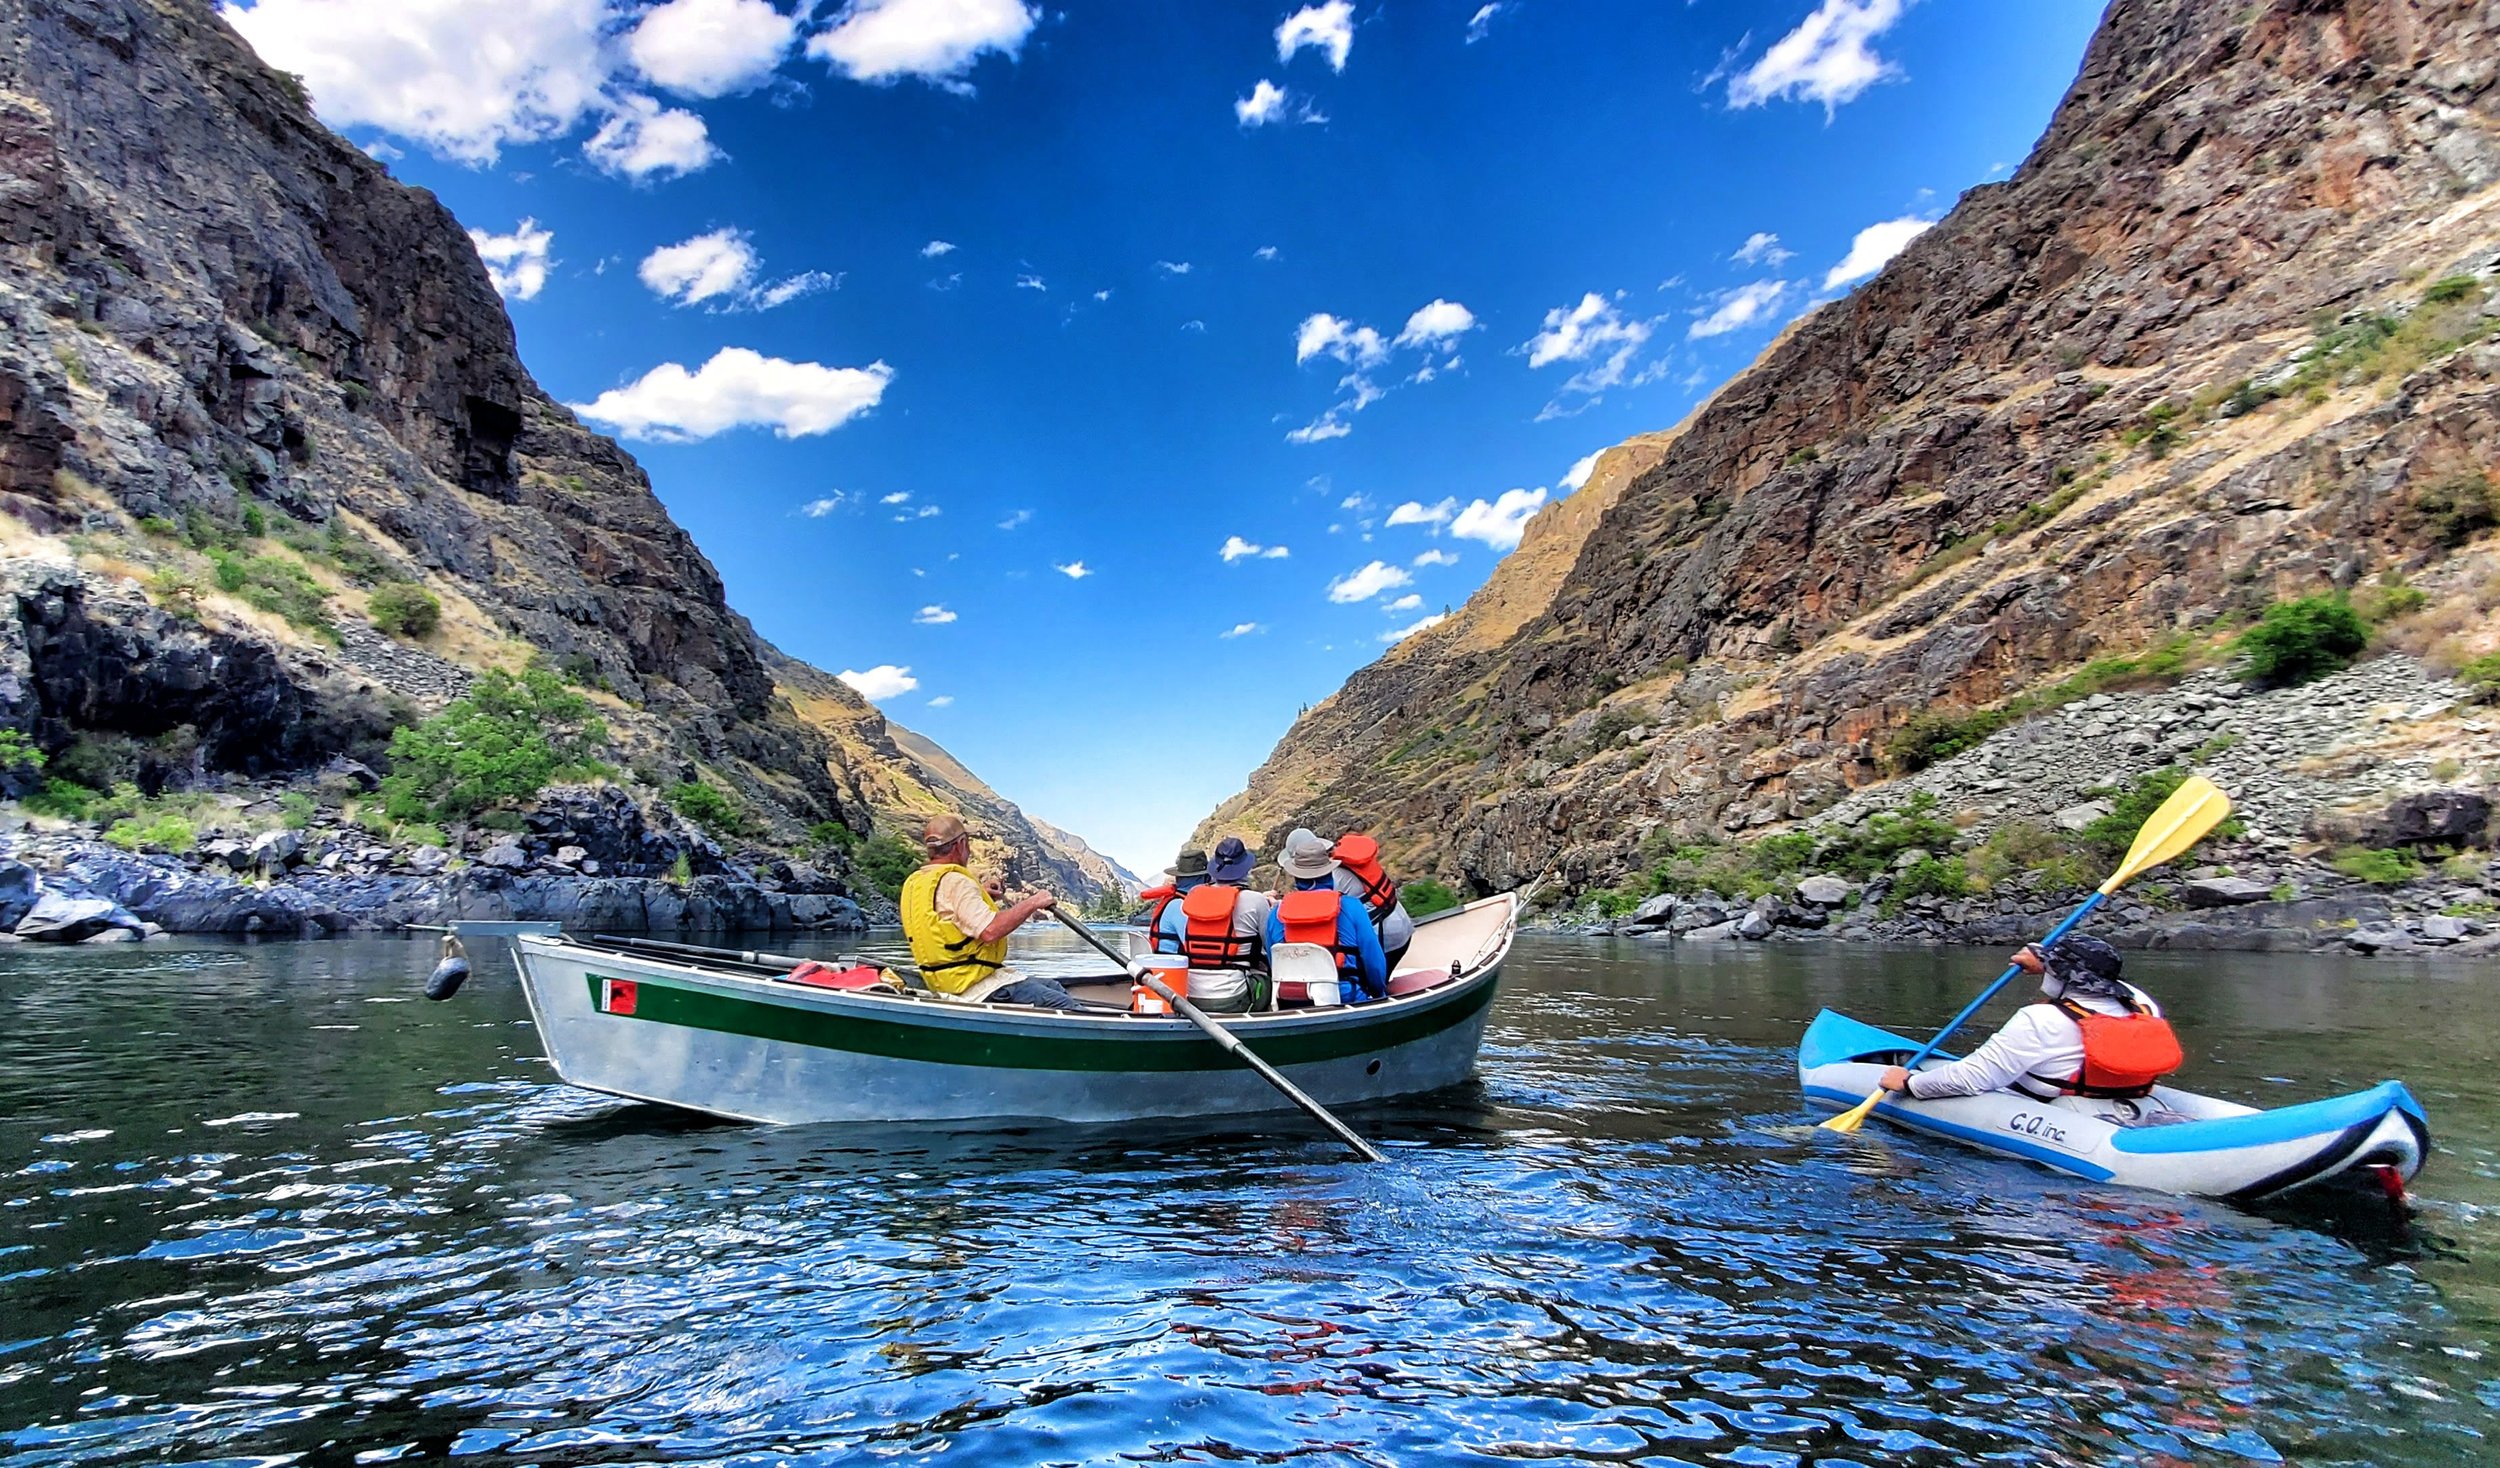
[[1904, 984, 2162, 1100]]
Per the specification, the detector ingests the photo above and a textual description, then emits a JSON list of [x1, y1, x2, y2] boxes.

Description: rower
[[1877, 935, 2183, 1105], [899, 815, 1085, 1010]]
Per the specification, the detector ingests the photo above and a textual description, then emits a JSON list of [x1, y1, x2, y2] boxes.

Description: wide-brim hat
[[1209, 836, 1253, 883], [1278, 827, 1337, 879], [1172, 847, 1210, 880]]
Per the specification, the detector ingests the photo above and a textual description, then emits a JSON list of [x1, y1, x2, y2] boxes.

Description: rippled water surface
[[5, 931, 2498, 1466]]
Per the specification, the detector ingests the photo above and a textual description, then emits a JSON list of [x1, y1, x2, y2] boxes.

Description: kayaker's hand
[[2010, 945, 2045, 975], [1878, 1065, 1913, 1094]]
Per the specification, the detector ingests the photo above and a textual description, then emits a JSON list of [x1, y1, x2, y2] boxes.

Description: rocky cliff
[[0, 0, 1113, 906], [1205, 0, 2500, 898]]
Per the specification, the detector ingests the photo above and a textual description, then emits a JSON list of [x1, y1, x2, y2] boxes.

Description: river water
[[3, 931, 2495, 1466]]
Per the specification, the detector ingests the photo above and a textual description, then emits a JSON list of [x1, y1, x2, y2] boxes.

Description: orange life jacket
[[2054, 995, 2184, 1099], [1278, 887, 1354, 972], [1139, 883, 1178, 935], [1179, 883, 1257, 969], [1332, 833, 1398, 923]]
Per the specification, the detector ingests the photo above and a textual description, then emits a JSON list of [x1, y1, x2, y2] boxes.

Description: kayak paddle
[[1820, 773, 2233, 1134], [1049, 902, 1387, 1164]]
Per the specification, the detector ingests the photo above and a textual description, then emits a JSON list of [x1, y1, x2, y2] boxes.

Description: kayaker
[[1877, 934, 2183, 1103], [1156, 835, 1273, 969], [1331, 832, 1413, 972], [899, 815, 1086, 1010], [1263, 827, 1390, 1002], [1141, 847, 1209, 943]]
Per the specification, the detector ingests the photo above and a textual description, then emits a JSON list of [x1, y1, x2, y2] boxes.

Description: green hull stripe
[[583, 972, 1496, 1072]]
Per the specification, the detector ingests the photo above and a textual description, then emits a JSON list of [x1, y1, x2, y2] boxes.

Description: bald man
[[897, 814, 1087, 1010]]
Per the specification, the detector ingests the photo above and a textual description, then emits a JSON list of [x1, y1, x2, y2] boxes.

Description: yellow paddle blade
[[1819, 1088, 1885, 1133], [2099, 774, 2232, 894]]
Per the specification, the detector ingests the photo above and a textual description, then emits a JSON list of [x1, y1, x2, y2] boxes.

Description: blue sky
[[222, 0, 2104, 876]]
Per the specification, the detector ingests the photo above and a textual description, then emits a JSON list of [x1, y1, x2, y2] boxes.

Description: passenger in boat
[[1876, 935, 2184, 1104], [1262, 827, 1390, 1002], [1139, 847, 1208, 936], [1330, 832, 1413, 973], [899, 815, 1087, 1011], [1155, 836, 1273, 968]]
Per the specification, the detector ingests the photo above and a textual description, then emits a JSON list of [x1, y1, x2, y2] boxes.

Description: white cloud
[[838, 664, 917, 700], [1824, 215, 1935, 289], [1093, 288, 1113, 302], [927, 694, 955, 706], [628, 0, 796, 97], [997, 508, 1033, 530], [799, 494, 844, 516], [1561, 451, 1601, 493], [582, 93, 718, 178], [221, 0, 614, 165], [807, 0, 1039, 87], [1451, 487, 1547, 550], [1732, 231, 1794, 267], [1689, 279, 1791, 339], [1221, 622, 1263, 638], [570, 348, 893, 441], [1412, 548, 1459, 567], [881, 491, 912, 504], [1382, 612, 1447, 643], [1394, 298, 1476, 348], [1016, 273, 1047, 291], [1236, 78, 1289, 125], [1156, 260, 1193, 275], [914, 604, 957, 624], [1464, 3, 1504, 43], [1222, 535, 1294, 562], [1286, 415, 1352, 444], [1328, 560, 1413, 603], [1276, 1, 1354, 71], [752, 270, 837, 308], [1054, 560, 1092, 579], [922, 239, 957, 257], [1295, 312, 1388, 367], [640, 228, 758, 305], [1728, 0, 1907, 113], [1254, 245, 1281, 261], [1382, 593, 1423, 613], [896, 504, 941, 520], [469, 219, 554, 301], [1524, 292, 1656, 399], [1385, 498, 1456, 528]]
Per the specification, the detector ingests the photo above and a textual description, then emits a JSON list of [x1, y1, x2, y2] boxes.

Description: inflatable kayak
[[1798, 1010, 2429, 1201]]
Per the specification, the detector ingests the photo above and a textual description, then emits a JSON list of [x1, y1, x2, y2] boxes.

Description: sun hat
[[1209, 836, 1253, 883], [2037, 933, 2126, 999], [1278, 827, 1338, 880], [1171, 847, 1210, 880]]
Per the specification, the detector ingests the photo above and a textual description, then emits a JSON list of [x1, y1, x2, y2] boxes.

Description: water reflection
[[1, 931, 2494, 1464]]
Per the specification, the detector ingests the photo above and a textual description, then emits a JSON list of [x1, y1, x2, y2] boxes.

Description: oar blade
[[1820, 1088, 1885, 1133], [2100, 774, 2232, 893]]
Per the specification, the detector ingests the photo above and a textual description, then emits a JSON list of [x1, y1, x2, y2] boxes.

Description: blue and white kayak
[[1798, 1010, 2429, 1201]]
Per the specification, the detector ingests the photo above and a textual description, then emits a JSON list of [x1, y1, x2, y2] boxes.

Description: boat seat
[[1386, 964, 1457, 998], [779, 961, 891, 991]]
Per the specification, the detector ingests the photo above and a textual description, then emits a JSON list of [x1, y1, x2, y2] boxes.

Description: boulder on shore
[[17, 891, 144, 943], [1795, 874, 1852, 907], [2183, 876, 2272, 908], [0, 860, 38, 929]]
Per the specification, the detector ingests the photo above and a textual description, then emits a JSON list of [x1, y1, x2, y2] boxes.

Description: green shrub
[[2331, 845, 2421, 887], [669, 852, 695, 885], [1883, 707, 2009, 773], [2411, 471, 2497, 548], [1403, 877, 1461, 917], [146, 569, 203, 621], [278, 791, 317, 829], [2074, 767, 2244, 866], [1590, 886, 1642, 919], [104, 814, 195, 854], [206, 550, 334, 637], [400, 822, 448, 848], [2351, 577, 2429, 623], [240, 504, 268, 537], [50, 733, 145, 792], [366, 581, 441, 638], [1967, 820, 2092, 893], [378, 668, 611, 824], [1882, 855, 1970, 915], [0, 729, 43, 781], [856, 832, 922, 899], [136, 515, 177, 537], [665, 779, 744, 833], [2422, 275, 2481, 306], [2235, 595, 2369, 687], [2458, 651, 2500, 704], [23, 778, 95, 820], [807, 820, 861, 851]]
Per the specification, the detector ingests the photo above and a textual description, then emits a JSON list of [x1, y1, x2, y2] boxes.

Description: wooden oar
[[1820, 774, 2233, 1134], [1049, 903, 1387, 1164], [590, 934, 816, 969]]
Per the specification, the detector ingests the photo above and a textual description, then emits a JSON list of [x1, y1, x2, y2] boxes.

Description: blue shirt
[[1262, 878, 1389, 1001]]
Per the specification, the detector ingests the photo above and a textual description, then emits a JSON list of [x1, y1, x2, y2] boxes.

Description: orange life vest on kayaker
[[2053, 995, 2184, 1099], [1278, 887, 1355, 973], [1179, 884, 1258, 969], [1332, 833, 1398, 923]]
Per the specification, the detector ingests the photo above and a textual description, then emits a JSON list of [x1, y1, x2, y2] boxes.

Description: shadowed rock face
[[0, 0, 1119, 896], [1205, 0, 2500, 896]]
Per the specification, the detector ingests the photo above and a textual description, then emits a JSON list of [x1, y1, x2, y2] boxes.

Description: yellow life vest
[[899, 862, 1008, 995]]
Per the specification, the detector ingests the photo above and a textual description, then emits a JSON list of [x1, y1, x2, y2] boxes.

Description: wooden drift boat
[[1797, 1010, 2430, 1201], [502, 894, 1518, 1127]]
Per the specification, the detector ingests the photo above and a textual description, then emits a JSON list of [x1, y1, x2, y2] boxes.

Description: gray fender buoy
[[424, 934, 472, 1001]]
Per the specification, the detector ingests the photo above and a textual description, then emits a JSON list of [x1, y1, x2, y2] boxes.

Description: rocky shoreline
[[0, 781, 874, 942]]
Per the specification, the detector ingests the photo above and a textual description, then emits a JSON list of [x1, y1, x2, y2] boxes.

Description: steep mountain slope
[[1206, 0, 2500, 897], [0, 0, 1113, 898]]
